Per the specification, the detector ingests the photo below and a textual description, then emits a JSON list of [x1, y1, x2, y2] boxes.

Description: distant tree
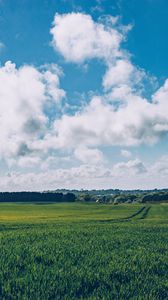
[[83, 194, 92, 202], [63, 192, 76, 202]]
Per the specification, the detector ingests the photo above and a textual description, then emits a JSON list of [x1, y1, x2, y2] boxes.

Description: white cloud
[[40, 155, 72, 171], [74, 146, 104, 164], [113, 159, 147, 176], [50, 13, 143, 94], [17, 156, 41, 168], [50, 12, 123, 63], [43, 88, 168, 151], [103, 59, 144, 91], [152, 79, 168, 105], [121, 149, 132, 158], [48, 13, 168, 153], [0, 61, 65, 165], [151, 155, 168, 176], [103, 59, 133, 89]]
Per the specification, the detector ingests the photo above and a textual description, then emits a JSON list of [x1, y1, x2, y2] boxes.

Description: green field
[[0, 203, 168, 299]]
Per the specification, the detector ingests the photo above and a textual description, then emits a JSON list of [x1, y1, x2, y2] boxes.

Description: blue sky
[[0, 0, 168, 190], [1, 0, 168, 76]]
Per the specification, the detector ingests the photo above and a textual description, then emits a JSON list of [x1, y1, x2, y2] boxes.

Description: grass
[[0, 203, 168, 299]]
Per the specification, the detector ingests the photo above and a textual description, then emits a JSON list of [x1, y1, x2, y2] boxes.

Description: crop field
[[0, 202, 142, 223], [0, 203, 168, 299]]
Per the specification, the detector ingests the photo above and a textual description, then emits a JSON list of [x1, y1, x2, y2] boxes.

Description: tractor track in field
[[139, 206, 151, 219], [99, 205, 150, 223]]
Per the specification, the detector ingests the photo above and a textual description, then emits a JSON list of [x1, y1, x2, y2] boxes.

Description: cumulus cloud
[[113, 159, 147, 176], [43, 89, 168, 151], [50, 12, 123, 63], [50, 13, 143, 92], [48, 13, 168, 153], [102, 59, 143, 91], [0, 61, 65, 165]]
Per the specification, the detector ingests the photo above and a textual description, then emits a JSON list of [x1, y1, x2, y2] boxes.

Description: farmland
[[0, 203, 168, 299]]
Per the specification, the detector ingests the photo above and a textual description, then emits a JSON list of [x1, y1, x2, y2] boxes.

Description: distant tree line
[[142, 192, 168, 203], [76, 191, 168, 204], [50, 188, 168, 196], [0, 190, 168, 204], [0, 192, 76, 202]]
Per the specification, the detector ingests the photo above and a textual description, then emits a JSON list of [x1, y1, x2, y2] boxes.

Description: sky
[[0, 0, 168, 191]]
